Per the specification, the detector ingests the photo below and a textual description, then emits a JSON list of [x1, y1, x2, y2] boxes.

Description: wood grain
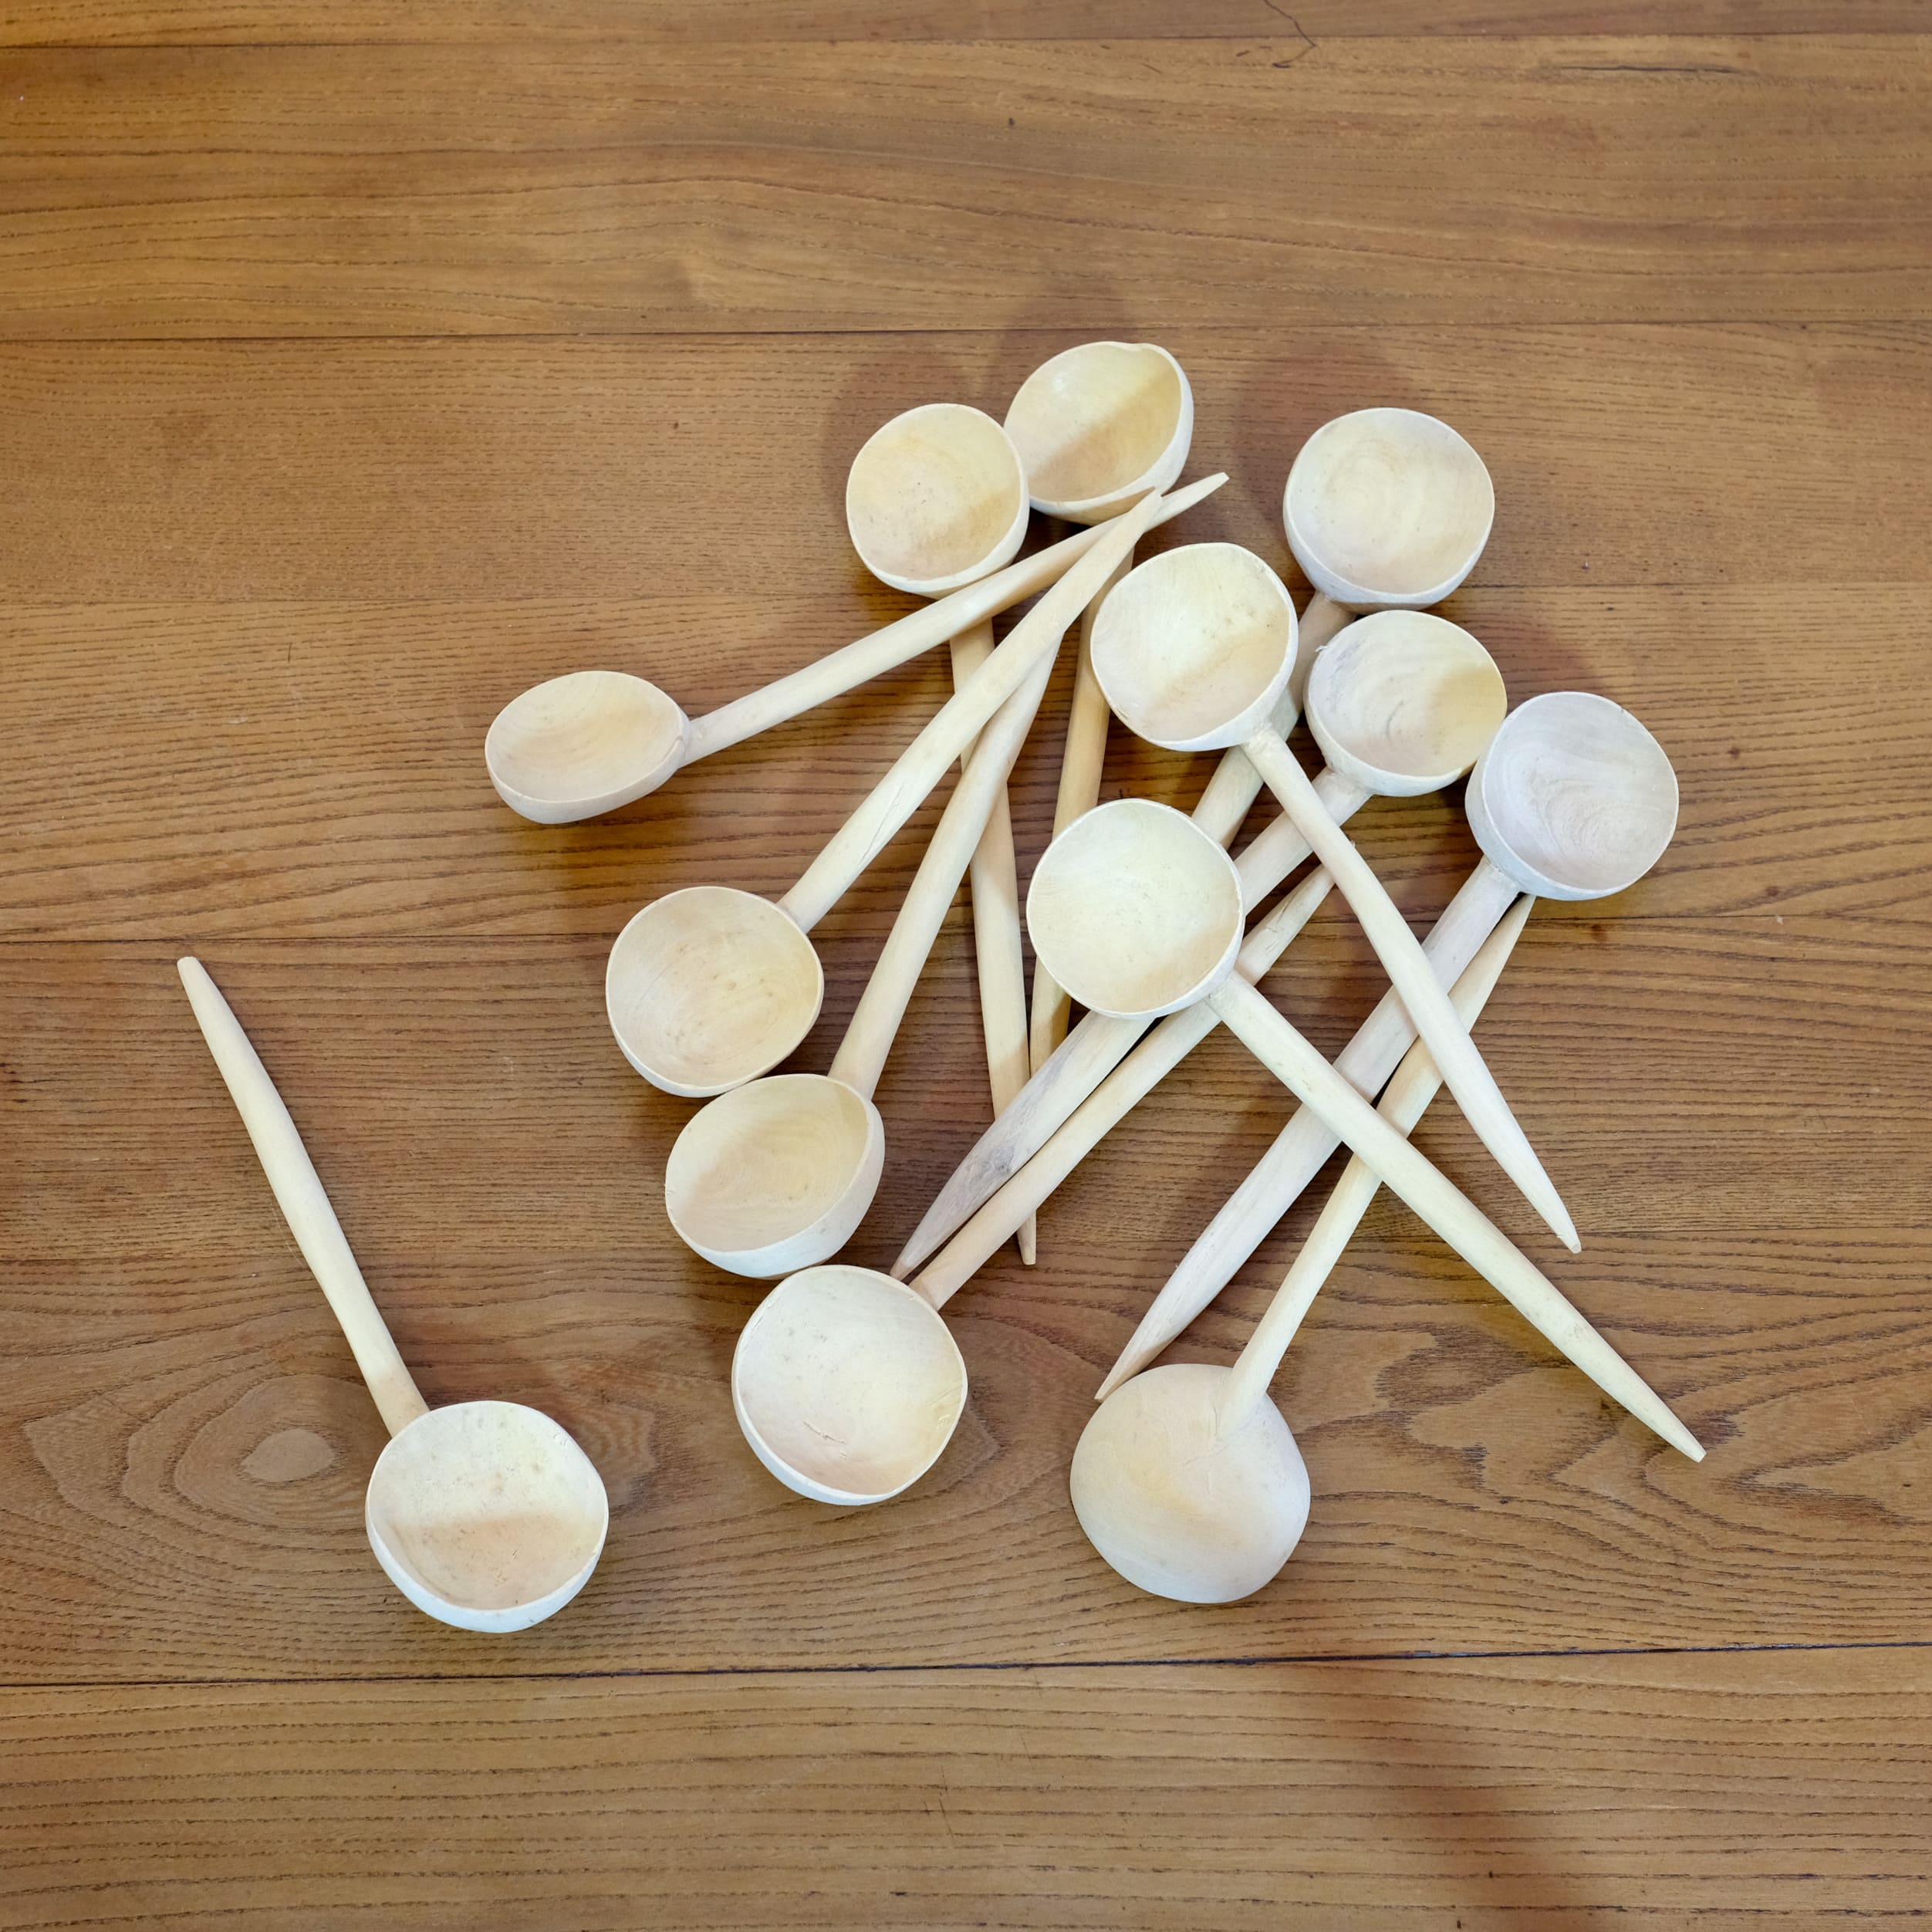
[[2, 39, 1927, 336], [2, 1652, 1927, 1929], [6, 2, 1926, 48]]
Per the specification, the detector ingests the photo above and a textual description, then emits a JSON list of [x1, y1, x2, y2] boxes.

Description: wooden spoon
[[847, 402, 1033, 1263], [1101, 692, 1682, 1394], [177, 959, 609, 1631], [1283, 406, 1495, 707], [605, 482, 1172, 1096], [1069, 898, 1532, 1604], [664, 627, 1056, 1277], [1025, 800, 1701, 1457], [891, 606, 1505, 1280], [484, 473, 1223, 825], [1091, 542, 1577, 1253]]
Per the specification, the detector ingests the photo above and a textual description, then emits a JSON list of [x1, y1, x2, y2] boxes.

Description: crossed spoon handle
[[177, 958, 429, 1438], [1217, 896, 1533, 1427], [1097, 854, 1522, 1396], [890, 761, 1373, 1278], [1203, 973, 1701, 1459]]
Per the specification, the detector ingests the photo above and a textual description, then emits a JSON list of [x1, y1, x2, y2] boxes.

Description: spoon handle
[[890, 761, 1373, 1281], [1207, 973, 1701, 1461], [1241, 730, 1580, 1255], [177, 959, 430, 1439], [1024, 542, 1129, 1258], [951, 620, 1035, 1264], [778, 484, 1168, 934], [829, 635, 1059, 1099], [910, 863, 1337, 1312], [1217, 896, 1535, 1430], [684, 473, 1224, 766], [1098, 855, 1518, 1398]]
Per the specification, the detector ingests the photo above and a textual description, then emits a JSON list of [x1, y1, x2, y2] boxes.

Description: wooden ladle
[[1005, 339, 1194, 1262], [1283, 406, 1495, 706], [485, 472, 1223, 825], [1091, 541, 1578, 1253], [177, 959, 608, 1631], [605, 481, 1176, 1096], [1025, 800, 1701, 1457], [1100, 691, 1682, 1397], [890, 602, 1510, 1278], [664, 619, 1056, 1276], [1070, 898, 1534, 1603], [900, 610, 1511, 1294], [847, 403, 1033, 1261]]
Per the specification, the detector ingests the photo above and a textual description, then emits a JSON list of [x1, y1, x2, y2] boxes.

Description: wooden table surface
[[5, 4, 1930, 1926]]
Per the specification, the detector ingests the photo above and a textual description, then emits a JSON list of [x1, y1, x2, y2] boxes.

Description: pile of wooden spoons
[[178, 343, 1701, 1628]]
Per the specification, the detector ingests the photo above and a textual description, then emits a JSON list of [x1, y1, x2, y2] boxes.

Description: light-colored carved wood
[[1067, 900, 1536, 1606], [1090, 539, 1571, 1249], [664, 637, 1056, 1278], [603, 485, 1173, 1096], [1106, 691, 1681, 1390], [1002, 341, 1193, 524], [175, 959, 608, 1631], [1026, 803, 1699, 1458], [485, 471, 1222, 824]]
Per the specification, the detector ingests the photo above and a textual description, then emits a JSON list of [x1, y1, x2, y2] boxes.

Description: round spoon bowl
[[487, 670, 691, 823], [732, 1265, 967, 1505], [1004, 341, 1193, 523], [364, 1400, 610, 1633], [1305, 610, 1508, 797], [606, 887, 823, 1098], [845, 403, 1029, 596], [1467, 690, 1680, 900], [666, 1074, 884, 1278], [1026, 799, 1245, 1021], [1284, 407, 1495, 610], [1069, 1364, 1309, 1604], [1089, 542, 1299, 751]]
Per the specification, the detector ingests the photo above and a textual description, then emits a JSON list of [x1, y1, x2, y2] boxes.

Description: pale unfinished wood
[[176, 959, 608, 1630], [603, 485, 1168, 1094], [2, 40, 1929, 336]]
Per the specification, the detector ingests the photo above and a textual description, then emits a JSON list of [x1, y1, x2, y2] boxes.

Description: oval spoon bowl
[[487, 670, 691, 823], [1005, 341, 1193, 523]]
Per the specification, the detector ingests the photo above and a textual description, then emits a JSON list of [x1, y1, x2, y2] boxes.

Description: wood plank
[[2, 39, 1927, 335], [5, 1, 1923, 48], [1, 929, 1926, 1679], [8, 329, 1925, 607], [5, 583, 1927, 938], [0, 1653, 1927, 1927]]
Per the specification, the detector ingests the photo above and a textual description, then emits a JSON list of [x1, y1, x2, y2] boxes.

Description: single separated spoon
[[1091, 542, 1578, 1253], [847, 403, 1033, 1260], [901, 610, 1510, 1299], [1284, 406, 1495, 708], [665, 613, 1057, 1277], [1101, 691, 1682, 1396], [177, 960, 608, 1631], [1005, 340, 1194, 1262], [606, 481, 1182, 1096], [485, 472, 1224, 825], [1070, 898, 1533, 1604]]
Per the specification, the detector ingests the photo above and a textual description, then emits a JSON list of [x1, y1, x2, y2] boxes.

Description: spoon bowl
[[1305, 610, 1508, 795], [732, 1265, 967, 1505], [488, 670, 692, 823], [1026, 796, 1245, 1020], [366, 1399, 610, 1633], [846, 402, 1030, 595], [1468, 690, 1680, 899], [1285, 407, 1495, 610], [606, 887, 822, 1098], [665, 1073, 883, 1276], [1069, 1363, 1309, 1605]]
